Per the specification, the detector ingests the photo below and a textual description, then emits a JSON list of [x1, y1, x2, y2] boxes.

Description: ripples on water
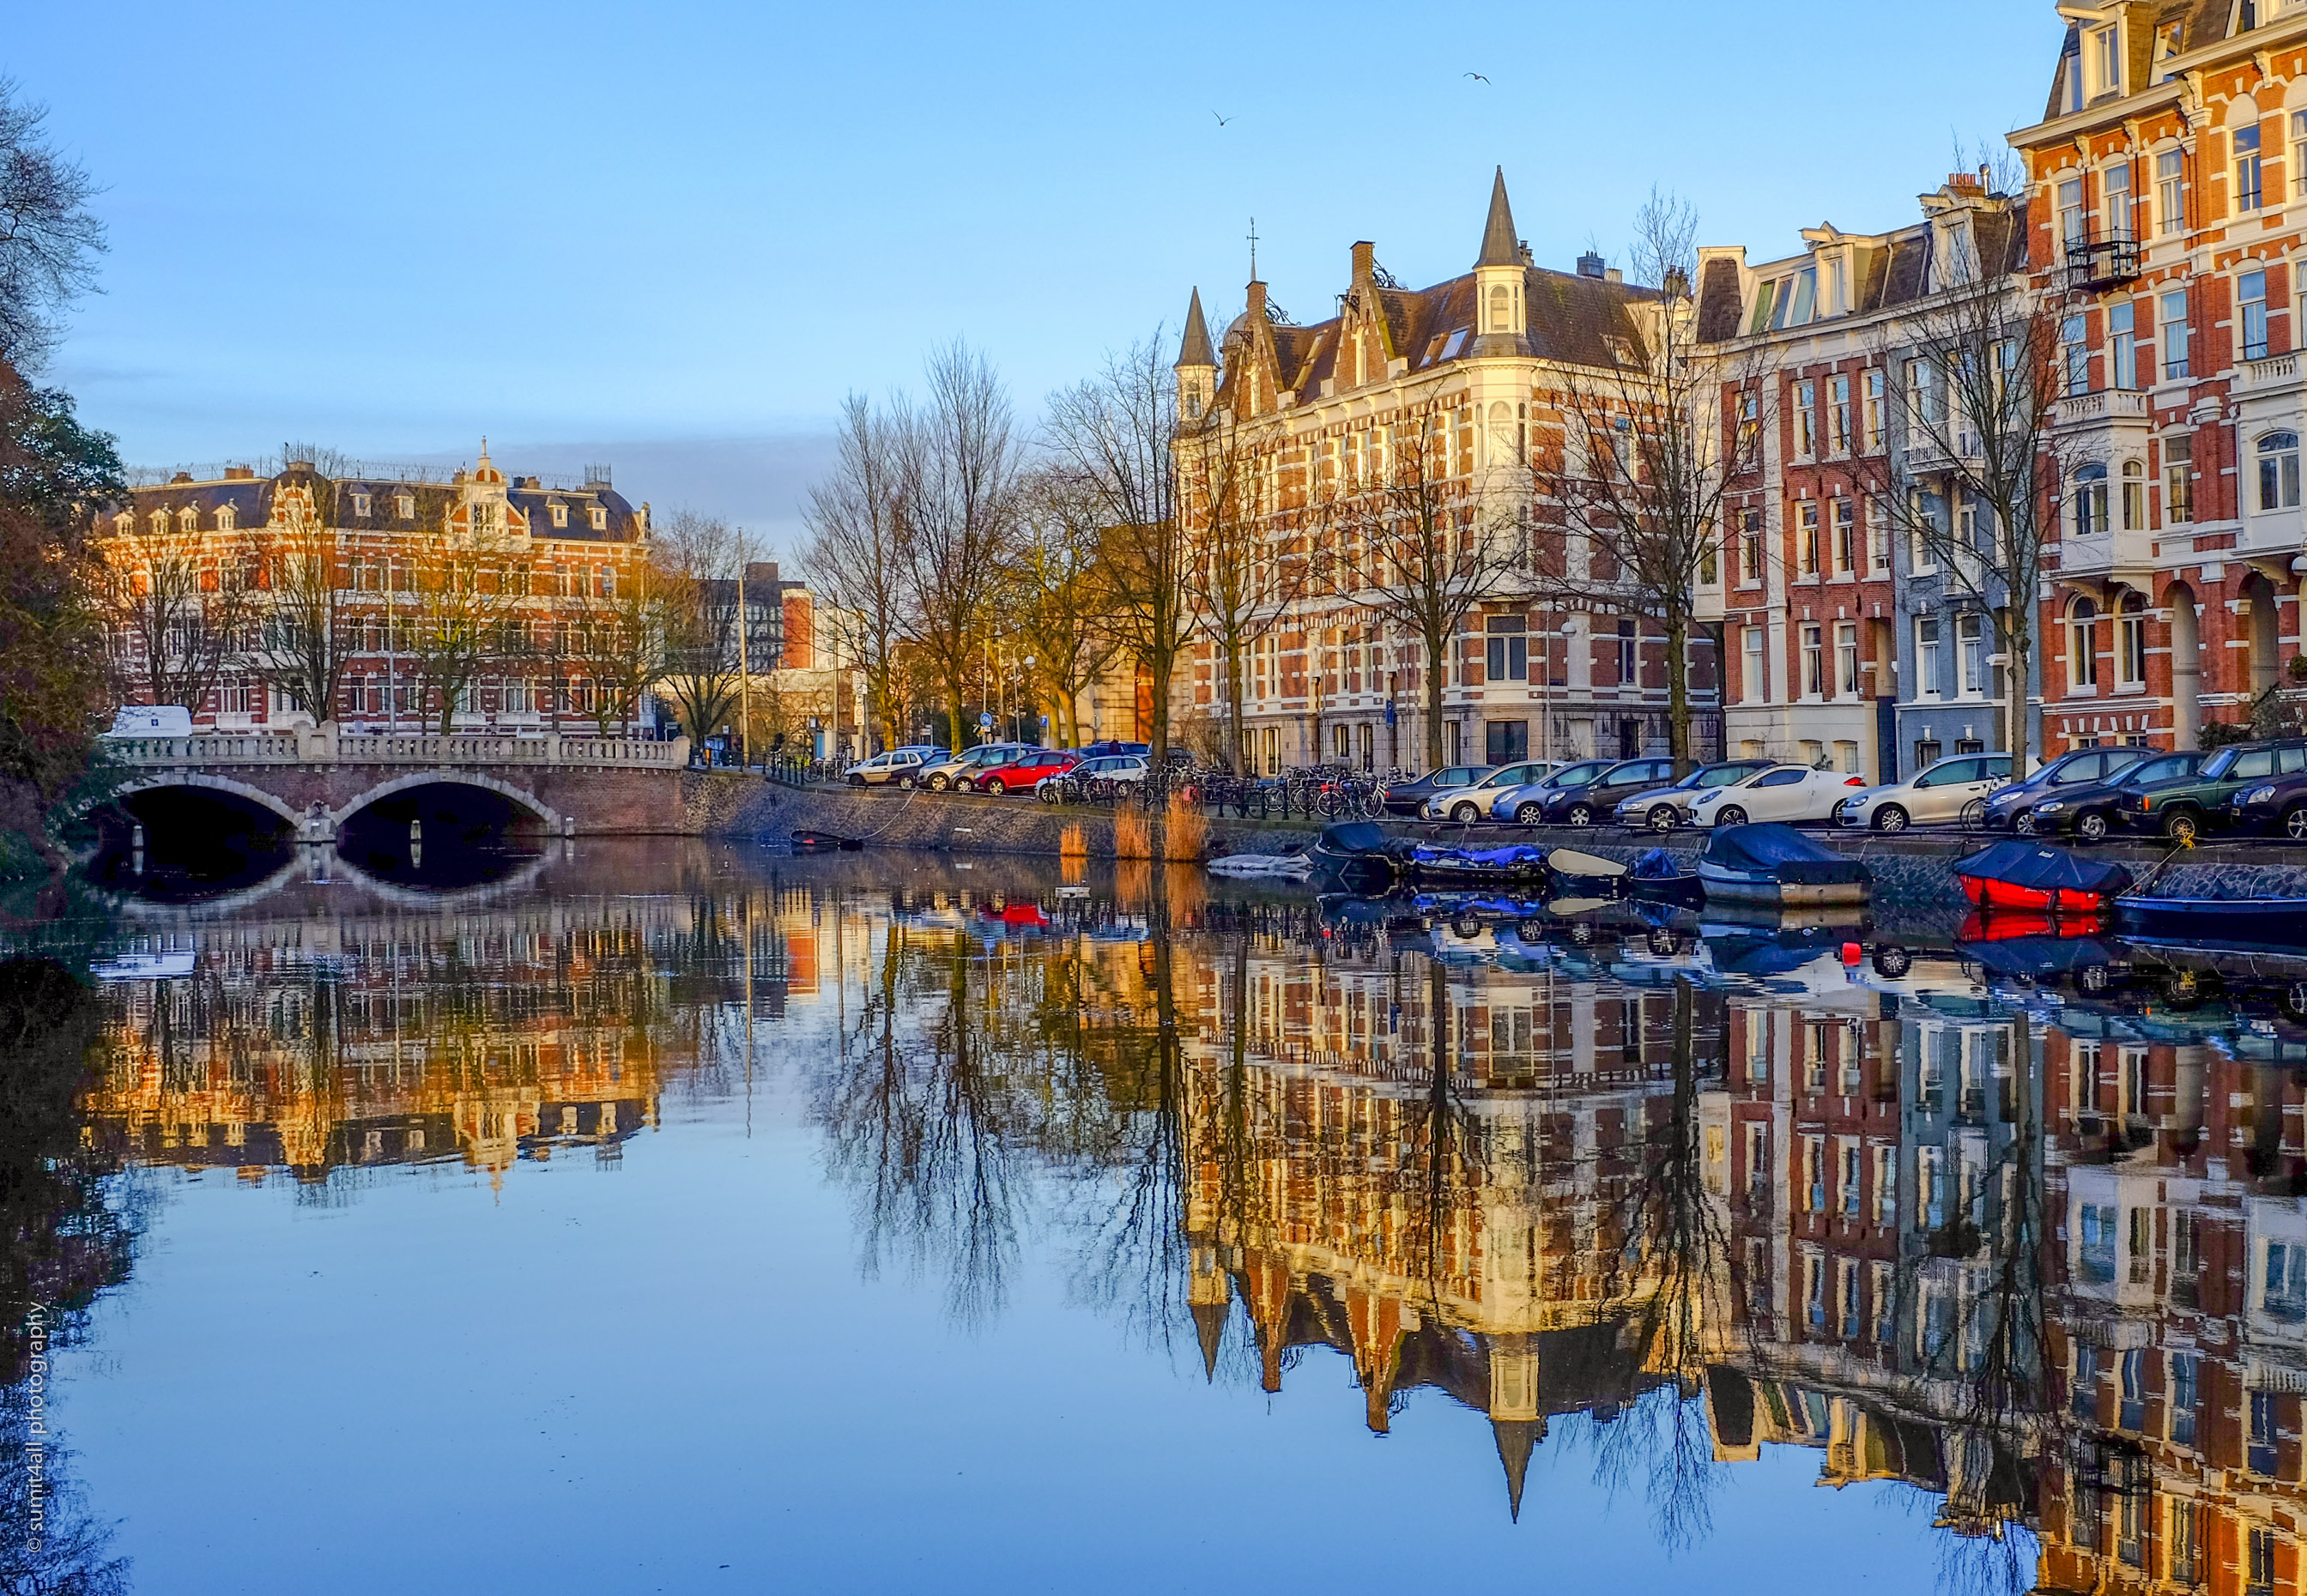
[[5, 839, 2303, 1592]]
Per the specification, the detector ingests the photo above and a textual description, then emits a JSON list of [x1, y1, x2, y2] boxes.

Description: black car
[[1982, 745, 2154, 835], [1379, 764, 1491, 817], [2025, 748, 2203, 843], [2226, 749, 2307, 837], [1517, 756, 1679, 827]]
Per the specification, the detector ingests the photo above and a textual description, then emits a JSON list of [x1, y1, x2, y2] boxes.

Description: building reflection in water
[[62, 847, 2307, 1590]]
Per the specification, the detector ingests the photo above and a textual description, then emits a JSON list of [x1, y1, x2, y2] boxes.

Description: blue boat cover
[[1700, 823, 1871, 886], [1632, 848, 1685, 880], [1952, 840, 2133, 898], [1958, 932, 2121, 979], [1409, 843, 1547, 868], [1320, 821, 1392, 855]]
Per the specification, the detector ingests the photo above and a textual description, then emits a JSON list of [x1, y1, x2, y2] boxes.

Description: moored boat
[[1697, 823, 1869, 907], [2114, 893, 2307, 948], [791, 829, 863, 854], [1953, 840, 2131, 914]]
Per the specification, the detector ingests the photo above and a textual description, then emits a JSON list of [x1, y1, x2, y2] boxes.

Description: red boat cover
[[1953, 842, 2133, 908]]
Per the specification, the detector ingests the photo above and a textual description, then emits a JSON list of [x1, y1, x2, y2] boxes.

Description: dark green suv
[[2119, 738, 2307, 842]]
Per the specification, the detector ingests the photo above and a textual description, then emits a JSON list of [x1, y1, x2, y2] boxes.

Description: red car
[[966, 749, 1078, 795]]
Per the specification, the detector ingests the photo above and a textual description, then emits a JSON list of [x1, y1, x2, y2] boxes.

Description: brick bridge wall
[[126, 764, 702, 839]]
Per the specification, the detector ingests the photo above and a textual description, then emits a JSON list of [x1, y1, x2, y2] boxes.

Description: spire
[[1475, 166, 1520, 269], [1493, 1418, 1542, 1521], [1175, 287, 1215, 369], [1190, 1301, 1227, 1381]]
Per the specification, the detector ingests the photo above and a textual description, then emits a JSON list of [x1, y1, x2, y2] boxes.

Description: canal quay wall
[[681, 776, 2307, 909]]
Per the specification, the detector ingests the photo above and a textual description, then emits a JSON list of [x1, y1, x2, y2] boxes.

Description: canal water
[[5, 838, 2298, 1592]]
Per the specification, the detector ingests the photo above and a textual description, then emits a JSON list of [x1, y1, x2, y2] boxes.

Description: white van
[[103, 706, 194, 738]]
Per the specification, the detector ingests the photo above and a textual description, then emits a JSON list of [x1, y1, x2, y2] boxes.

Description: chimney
[[224, 465, 256, 481], [1351, 240, 1374, 283], [1577, 251, 1607, 279], [1605, 267, 1624, 284], [169, 471, 193, 484], [1246, 279, 1269, 321]]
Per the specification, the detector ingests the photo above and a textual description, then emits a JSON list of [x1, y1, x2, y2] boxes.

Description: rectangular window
[[2070, 607, 2098, 689], [1801, 623, 1824, 698], [1958, 613, 1986, 697], [1828, 375, 1851, 453], [1798, 501, 1820, 575], [2165, 432, 2195, 523], [1832, 499, 1855, 573], [2058, 176, 2086, 246], [2157, 148, 2185, 237], [2118, 603, 2147, 686], [1742, 626, 1767, 704], [1616, 619, 1637, 685], [1910, 491, 1941, 572], [2242, 269, 2270, 360], [1863, 369, 1886, 450], [1795, 380, 1816, 456], [1698, 527, 1719, 585], [2109, 300, 2136, 389], [1741, 508, 1763, 583], [2088, 24, 2119, 97], [1914, 737, 1942, 769], [2159, 288, 2190, 379], [2104, 159, 2133, 239], [2063, 313, 2092, 396], [1866, 500, 1889, 572], [2237, 123, 2265, 215], [2297, 111, 2307, 198], [1836, 622, 1859, 697], [1485, 615, 1529, 682]]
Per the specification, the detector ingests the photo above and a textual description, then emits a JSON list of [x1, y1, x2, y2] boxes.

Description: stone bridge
[[104, 726, 695, 846]]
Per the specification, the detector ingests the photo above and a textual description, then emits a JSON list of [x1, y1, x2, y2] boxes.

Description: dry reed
[[1162, 793, 1208, 861], [1112, 805, 1151, 860]]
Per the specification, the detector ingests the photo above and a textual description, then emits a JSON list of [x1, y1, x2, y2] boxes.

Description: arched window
[[2121, 459, 2147, 530], [2116, 592, 2147, 687], [2073, 462, 2109, 536], [2259, 431, 2301, 511], [1488, 284, 1511, 332], [2068, 596, 2099, 690]]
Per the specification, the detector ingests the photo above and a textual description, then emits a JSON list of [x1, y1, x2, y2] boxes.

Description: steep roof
[[1176, 287, 1215, 369], [1475, 166, 1521, 268]]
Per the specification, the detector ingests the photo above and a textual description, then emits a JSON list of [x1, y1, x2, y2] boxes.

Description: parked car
[[846, 748, 936, 788], [1610, 759, 1776, 831], [918, 742, 1035, 793], [2226, 749, 2307, 837], [1380, 765, 1492, 817], [972, 749, 1081, 796], [2024, 749, 2204, 843], [1076, 740, 1150, 759], [1422, 759, 1559, 823], [1690, 763, 1866, 828], [1510, 757, 1679, 827], [1979, 745, 2154, 835], [1833, 753, 2014, 833], [2123, 737, 2307, 841], [1489, 759, 1609, 823], [1040, 754, 1150, 802]]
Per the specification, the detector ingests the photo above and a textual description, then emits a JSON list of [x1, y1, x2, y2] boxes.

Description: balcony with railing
[[2237, 350, 2305, 396], [2061, 231, 2141, 293]]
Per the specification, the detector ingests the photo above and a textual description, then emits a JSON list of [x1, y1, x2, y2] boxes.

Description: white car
[[1038, 754, 1150, 801], [846, 748, 934, 788], [1423, 759, 1559, 823], [1609, 759, 1776, 831], [1832, 753, 2014, 833], [1685, 763, 1865, 828]]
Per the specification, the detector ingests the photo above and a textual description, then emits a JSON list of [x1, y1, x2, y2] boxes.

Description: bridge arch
[[336, 771, 565, 841], [116, 771, 302, 829]]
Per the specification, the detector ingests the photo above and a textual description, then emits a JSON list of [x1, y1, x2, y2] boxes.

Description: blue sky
[[19, 0, 2065, 554]]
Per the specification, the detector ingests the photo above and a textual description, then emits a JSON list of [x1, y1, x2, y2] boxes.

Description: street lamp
[[1023, 654, 1036, 743]]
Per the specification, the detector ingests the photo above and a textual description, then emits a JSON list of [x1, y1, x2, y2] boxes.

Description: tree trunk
[[1423, 627, 1447, 770], [946, 678, 966, 753], [1147, 650, 1173, 771], [1665, 611, 1691, 768], [1225, 640, 1245, 774], [2002, 607, 2031, 771]]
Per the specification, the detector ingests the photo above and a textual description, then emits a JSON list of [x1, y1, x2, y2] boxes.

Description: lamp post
[[1023, 654, 1036, 744]]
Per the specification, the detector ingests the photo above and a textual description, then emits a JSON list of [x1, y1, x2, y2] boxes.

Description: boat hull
[[2115, 895, 2307, 947], [1959, 875, 2114, 914], [1698, 861, 1869, 907]]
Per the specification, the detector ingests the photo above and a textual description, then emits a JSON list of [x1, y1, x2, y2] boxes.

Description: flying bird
[[1464, 72, 1489, 83], [1213, 112, 1234, 126]]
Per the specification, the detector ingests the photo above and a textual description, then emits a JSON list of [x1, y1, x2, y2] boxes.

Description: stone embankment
[[691, 776, 2307, 908]]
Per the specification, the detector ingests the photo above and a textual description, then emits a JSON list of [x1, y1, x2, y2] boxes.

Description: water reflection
[[40, 845, 2307, 1590]]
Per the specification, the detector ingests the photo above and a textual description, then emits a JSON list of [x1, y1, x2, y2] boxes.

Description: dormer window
[[216, 505, 235, 533], [2155, 21, 2183, 83], [1439, 327, 1468, 360], [352, 492, 370, 517], [148, 510, 168, 535], [550, 502, 568, 529], [2086, 25, 2121, 99], [113, 512, 132, 536], [1487, 285, 1511, 331], [396, 493, 415, 519], [177, 505, 197, 534], [590, 506, 608, 531]]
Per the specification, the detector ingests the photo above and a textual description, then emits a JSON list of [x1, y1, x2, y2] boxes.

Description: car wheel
[[1715, 805, 1747, 827], [1873, 805, 1909, 834], [1516, 802, 1544, 825], [1959, 798, 1987, 828], [1451, 801, 1481, 824], [2163, 809, 2198, 844], [1647, 806, 1677, 832], [2284, 806, 2307, 842], [2079, 964, 2112, 996], [1566, 804, 1594, 826], [898, 775, 917, 791], [986, 778, 1007, 796], [1038, 785, 1059, 805], [847, 773, 866, 788], [2013, 809, 2038, 837], [2076, 810, 2110, 844], [927, 774, 949, 792], [1873, 946, 1912, 979]]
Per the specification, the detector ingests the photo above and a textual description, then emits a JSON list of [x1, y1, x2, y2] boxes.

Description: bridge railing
[[104, 728, 689, 769]]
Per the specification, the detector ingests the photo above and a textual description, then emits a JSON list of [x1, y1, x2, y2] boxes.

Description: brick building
[[1172, 171, 1720, 776]]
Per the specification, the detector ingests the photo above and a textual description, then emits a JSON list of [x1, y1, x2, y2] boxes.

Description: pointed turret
[[1492, 1418, 1543, 1521], [1471, 168, 1528, 357], [1175, 287, 1218, 423], [1475, 166, 1520, 268], [1190, 1301, 1227, 1381]]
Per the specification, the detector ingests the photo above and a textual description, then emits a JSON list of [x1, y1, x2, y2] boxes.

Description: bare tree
[[654, 509, 754, 748], [1855, 166, 2051, 768], [1536, 191, 1755, 765], [1176, 404, 1326, 771], [1013, 471, 1117, 748], [403, 516, 524, 735], [801, 395, 911, 752], [0, 78, 106, 373], [100, 536, 255, 716], [564, 567, 666, 738], [247, 469, 355, 724], [895, 342, 1022, 753], [1044, 336, 1194, 768], [1332, 416, 1528, 768]]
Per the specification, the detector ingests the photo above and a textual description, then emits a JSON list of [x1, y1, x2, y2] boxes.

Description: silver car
[[1610, 759, 1776, 831], [1488, 758, 1616, 823], [1422, 759, 1559, 823]]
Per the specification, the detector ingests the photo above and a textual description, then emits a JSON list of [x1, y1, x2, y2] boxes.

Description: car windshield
[[1552, 761, 1611, 787], [1692, 763, 1764, 789], [2122, 754, 2195, 786]]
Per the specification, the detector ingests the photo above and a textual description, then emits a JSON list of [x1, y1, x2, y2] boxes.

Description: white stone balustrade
[[105, 725, 688, 769]]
